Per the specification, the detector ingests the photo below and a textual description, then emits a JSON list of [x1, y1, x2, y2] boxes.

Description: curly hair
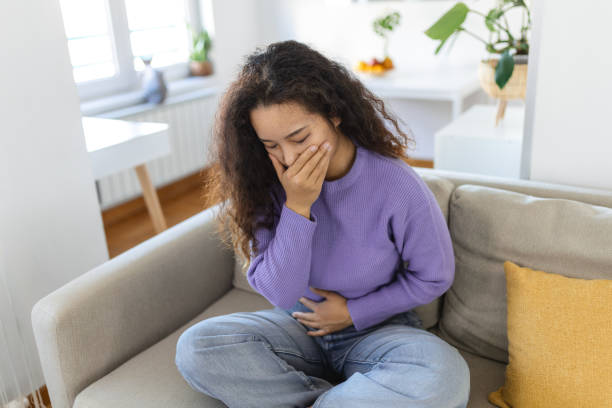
[[202, 40, 416, 276]]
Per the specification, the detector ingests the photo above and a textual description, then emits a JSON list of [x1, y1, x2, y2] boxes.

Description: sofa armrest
[[31, 203, 235, 408]]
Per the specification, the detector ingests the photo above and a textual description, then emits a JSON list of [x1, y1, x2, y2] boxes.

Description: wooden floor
[[26, 385, 51, 408], [103, 170, 209, 258]]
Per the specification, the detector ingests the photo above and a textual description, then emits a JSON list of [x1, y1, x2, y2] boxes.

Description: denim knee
[[175, 324, 199, 379], [175, 321, 224, 377], [174, 317, 259, 379], [435, 343, 470, 404], [401, 335, 470, 403]]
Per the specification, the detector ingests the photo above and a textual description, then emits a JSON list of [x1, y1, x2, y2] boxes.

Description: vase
[[478, 53, 528, 126], [140, 56, 167, 104]]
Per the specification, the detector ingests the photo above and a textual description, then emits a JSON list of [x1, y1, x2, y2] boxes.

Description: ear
[[332, 116, 341, 128]]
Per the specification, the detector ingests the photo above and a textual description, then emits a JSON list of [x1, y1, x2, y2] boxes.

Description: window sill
[[80, 75, 224, 119]]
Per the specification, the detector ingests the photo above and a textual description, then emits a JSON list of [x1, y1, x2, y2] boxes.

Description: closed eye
[[267, 134, 309, 149]]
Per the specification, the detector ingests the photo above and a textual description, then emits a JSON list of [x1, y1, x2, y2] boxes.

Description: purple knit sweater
[[246, 142, 455, 331]]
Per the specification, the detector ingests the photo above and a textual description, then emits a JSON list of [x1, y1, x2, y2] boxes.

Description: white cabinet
[[434, 104, 525, 178]]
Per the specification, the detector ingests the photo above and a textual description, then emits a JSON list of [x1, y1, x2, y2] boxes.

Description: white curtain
[[0, 264, 44, 408]]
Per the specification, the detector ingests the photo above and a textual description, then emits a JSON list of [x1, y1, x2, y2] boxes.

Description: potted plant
[[354, 10, 400, 76], [187, 24, 213, 76], [425, 1, 531, 125]]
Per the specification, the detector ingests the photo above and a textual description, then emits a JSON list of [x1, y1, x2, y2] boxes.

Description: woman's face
[[249, 101, 341, 171]]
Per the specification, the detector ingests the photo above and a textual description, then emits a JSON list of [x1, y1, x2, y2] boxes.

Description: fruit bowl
[[354, 57, 394, 76]]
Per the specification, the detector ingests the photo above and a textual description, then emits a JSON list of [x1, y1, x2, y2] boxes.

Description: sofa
[[31, 167, 612, 408]]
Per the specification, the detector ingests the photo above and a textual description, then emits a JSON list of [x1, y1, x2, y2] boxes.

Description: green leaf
[[434, 35, 449, 55], [188, 28, 212, 61], [425, 3, 469, 40], [373, 11, 401, 38], [495, 50, 515, 89], [485, 8, 504, 32], [433, 30, 460, 55]]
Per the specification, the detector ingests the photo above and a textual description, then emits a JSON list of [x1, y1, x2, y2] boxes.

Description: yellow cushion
[[488, 260, 612, 407]]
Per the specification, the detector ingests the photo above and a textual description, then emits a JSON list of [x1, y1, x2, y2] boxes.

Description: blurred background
[[1, 0, 611, 406]]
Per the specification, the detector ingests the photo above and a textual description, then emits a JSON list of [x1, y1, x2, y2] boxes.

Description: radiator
[[96, 93, 220, 211]]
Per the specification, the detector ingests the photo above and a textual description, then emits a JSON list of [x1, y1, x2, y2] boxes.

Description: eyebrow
[[258, 125, 307, 142]]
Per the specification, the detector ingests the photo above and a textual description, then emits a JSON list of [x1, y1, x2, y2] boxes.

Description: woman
[[175, 40, 470, 408]]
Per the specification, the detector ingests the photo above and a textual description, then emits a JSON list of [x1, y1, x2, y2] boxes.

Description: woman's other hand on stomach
[[291, 287, 353, 336]]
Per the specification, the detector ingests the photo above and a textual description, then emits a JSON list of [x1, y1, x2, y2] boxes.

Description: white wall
[[0, 0, 109, 402], [522, 0, 612, 190], [207, 0, 262, 89]]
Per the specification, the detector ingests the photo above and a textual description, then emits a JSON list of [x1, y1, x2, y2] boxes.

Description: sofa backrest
[[432, 178, 612, 364], [232, 168, 612, 350]]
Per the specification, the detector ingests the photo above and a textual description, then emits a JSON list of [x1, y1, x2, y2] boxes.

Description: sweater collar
[[322, 139, 365, 194]]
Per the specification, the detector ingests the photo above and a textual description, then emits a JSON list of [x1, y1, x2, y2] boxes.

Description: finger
[[307, 329, 327, 336], [298, 144, 329, 180], [292, 311, 318, 322], [309, 287, 330, 297], [307, 146, 332, 181], [299, 297, 319, 311], [297, 318, 321, 328], [313, 145, 333, 181], [286, 144, 318, 177]]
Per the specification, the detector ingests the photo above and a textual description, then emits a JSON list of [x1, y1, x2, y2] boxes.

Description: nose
[[280, 147, 301, 168]]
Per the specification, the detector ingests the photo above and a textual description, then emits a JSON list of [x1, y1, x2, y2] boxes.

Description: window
[[125, 0, 190, 71], [59, 0, 205, 101], [59, 0, 116, 83]]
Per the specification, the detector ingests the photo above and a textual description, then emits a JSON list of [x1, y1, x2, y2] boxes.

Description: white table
[[433, 104, 525, 178], [355, 64, 482, 119], [82, 116, 170, 233]]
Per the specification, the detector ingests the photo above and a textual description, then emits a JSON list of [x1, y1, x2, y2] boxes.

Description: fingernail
[[324, 142, 331, 150], [309, 145, 317, 152]]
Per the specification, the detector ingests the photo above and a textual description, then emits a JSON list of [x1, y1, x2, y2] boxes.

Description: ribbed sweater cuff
[[281, 202, 317, 223], [346, 283, 407, 331]]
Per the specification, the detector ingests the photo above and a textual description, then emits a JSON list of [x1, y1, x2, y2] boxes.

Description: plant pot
[[478, 54, 528, 125], [189, 60, 213, 76], [478, 54, 528, 99]]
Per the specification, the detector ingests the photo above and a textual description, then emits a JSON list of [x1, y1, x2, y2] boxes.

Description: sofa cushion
[[488, 261, 612, 407], [460, 348, 505, 408], [73, 288, 275, 408], [233, 174, 455, 330], [439, 184, 612, 364]]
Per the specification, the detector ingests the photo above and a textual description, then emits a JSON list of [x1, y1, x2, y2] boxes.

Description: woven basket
[[478, 58, 528, 100]]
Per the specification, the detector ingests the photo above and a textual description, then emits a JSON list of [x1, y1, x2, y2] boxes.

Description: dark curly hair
[[202, 40, 416, 275]]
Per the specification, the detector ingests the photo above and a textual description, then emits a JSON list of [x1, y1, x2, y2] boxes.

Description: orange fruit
[[382, 57, 393, 69], [371, 65, 385, 75]]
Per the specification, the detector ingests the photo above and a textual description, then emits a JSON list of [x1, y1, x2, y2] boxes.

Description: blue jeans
[[175, 300, 470, 407]]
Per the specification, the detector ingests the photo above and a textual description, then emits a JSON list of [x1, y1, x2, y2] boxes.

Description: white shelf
[[434, 104, 526, 178]]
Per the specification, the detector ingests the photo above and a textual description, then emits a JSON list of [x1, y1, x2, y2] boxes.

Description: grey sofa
[[31, 167, 612, 408]]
